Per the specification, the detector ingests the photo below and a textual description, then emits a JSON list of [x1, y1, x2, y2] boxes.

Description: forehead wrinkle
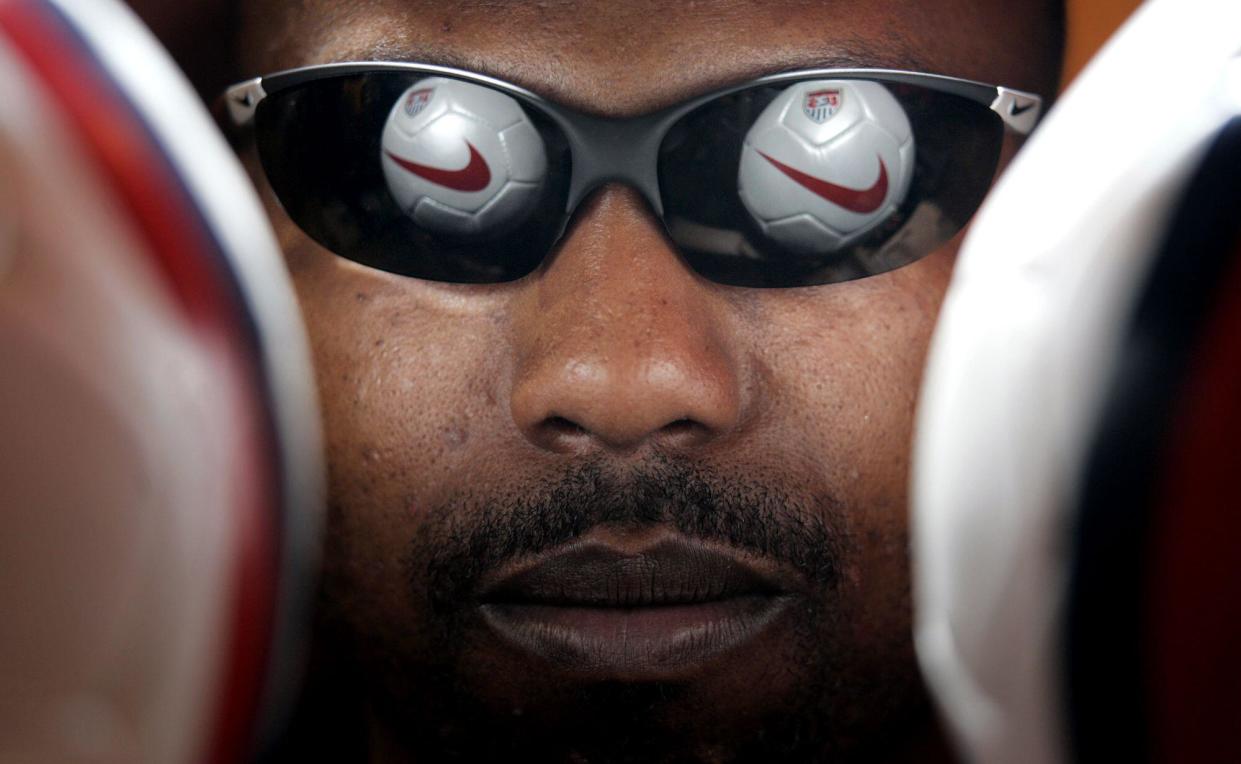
[[241, 0, 1053, 116], [286, 36, 939, 118], [338, 34, 934, 76]]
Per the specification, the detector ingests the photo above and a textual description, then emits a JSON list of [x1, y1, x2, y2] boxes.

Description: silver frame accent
[[991, 86, 1042, 135], [225, 76, 266, 126], [223, 61, 1043, 214]]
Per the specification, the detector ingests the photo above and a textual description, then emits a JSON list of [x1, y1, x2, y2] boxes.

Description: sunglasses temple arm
[[991, 86, 1043, 134]]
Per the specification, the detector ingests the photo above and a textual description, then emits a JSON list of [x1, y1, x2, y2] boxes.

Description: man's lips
[[473, 532, 800, 679]]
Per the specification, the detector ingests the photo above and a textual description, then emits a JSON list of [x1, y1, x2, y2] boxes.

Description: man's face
[[238, 1, 1057, 760]]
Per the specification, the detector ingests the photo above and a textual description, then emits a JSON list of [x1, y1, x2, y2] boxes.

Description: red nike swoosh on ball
[[385, 141, 492, 192], [757, 150, 889, 215]]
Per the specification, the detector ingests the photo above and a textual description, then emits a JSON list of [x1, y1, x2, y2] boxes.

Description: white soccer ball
[[738, 80, 915, 254], [381, 77, 547, 236]]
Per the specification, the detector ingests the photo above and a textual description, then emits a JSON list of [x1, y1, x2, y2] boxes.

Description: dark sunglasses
[[224, 63, 1041, 288]]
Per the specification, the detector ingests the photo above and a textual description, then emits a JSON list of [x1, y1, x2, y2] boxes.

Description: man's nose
[[509, 186, 744, 454]]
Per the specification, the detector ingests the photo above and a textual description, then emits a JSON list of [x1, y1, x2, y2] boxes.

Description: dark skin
[[225, 1, 1061, 761]]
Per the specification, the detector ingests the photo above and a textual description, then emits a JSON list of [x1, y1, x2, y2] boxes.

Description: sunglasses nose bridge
[[562, 113, 666, 216]]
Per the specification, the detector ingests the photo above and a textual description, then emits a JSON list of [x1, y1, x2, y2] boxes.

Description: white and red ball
[[1, 0, 323, 762], [738, 80, 915, 253], [913, 1, 1241, 762], [381, 77, 547, 236]]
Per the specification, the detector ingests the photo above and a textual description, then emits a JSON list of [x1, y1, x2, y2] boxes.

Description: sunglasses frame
[[224, 62, 1042, 218]]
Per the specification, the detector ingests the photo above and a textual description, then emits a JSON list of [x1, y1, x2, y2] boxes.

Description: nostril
[[533, 415, 594, 453], [534, 414, 710, 452], [664, 418, 696, 435], [545, 416, 589, 438], [656, 417, 713, 447]]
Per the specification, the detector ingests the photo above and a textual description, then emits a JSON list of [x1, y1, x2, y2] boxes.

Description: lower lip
[[478, 595, 794, 678]]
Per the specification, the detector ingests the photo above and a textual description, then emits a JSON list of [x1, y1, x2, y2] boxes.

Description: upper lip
[[476, 532, 793, 608]]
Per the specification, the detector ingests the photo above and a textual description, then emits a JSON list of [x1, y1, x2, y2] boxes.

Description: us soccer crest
[[803, 89, 841, 123], [403, 87, 434, 118]]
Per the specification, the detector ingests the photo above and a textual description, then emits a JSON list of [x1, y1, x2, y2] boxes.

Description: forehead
[[241, 0, 1052, 116]]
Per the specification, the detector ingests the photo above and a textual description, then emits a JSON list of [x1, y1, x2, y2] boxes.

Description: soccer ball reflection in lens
[[380, 77, 548, 236], [738, 80, 915, 253]]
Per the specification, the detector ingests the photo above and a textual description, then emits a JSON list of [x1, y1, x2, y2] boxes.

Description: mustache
[[410, 456, 850, 611]]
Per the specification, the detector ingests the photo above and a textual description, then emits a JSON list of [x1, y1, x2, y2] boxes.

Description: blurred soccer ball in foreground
[[738, 80, 915, 253], [381, 77, 547, 236]]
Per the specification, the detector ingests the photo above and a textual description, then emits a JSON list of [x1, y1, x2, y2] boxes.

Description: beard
[[294, 453, 929, 763]]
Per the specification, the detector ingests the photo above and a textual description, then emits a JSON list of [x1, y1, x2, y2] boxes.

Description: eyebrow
[[330, 39, 476, 72], [755, 36, 938, 78]]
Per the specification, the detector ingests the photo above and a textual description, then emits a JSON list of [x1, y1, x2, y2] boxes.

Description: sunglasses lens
[[254, 73, 572, 283], [658, 78, 1004, 287], [254, 71, 1010, 287]]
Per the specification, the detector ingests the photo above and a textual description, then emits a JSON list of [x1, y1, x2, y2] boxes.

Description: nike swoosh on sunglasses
[[222, 62, 1042, 288]]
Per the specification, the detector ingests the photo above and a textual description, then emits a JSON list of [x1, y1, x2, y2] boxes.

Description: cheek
[[751, 244, 957, 511], [285, 231, 512, 528], [734, 245, 957, 677]]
